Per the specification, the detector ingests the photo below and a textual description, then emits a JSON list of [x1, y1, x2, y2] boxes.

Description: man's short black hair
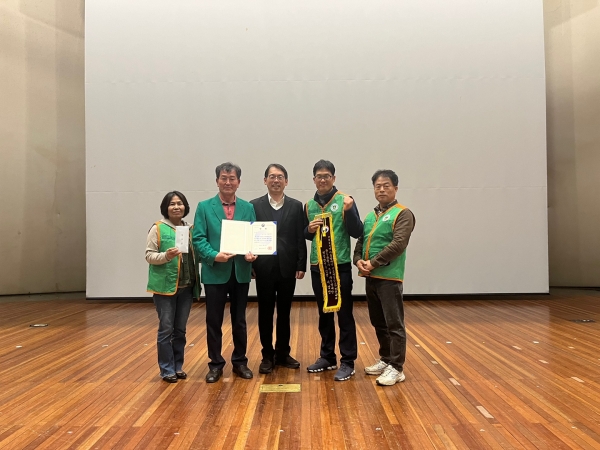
[[371, 169, 399, 187], [312, 159, 335, 176], [215, 162, 242, 180], [264, 163, 288, 179], [160, 191, 190, 219]]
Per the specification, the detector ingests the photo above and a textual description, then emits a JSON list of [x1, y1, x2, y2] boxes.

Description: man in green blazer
[[192, 162, 257, 383]]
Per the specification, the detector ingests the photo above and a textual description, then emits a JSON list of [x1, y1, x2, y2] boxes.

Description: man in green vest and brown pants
[[354, 169, 416, 386]]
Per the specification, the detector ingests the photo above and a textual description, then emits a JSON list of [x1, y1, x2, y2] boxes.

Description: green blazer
[[192, 194, 256, 284]]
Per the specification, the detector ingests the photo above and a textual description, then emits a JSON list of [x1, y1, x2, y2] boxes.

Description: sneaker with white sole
[[376, 366, 405, 386], [307, 357, 337, 373], [333, 363, 355, 381], [365, 360, 389, 375]]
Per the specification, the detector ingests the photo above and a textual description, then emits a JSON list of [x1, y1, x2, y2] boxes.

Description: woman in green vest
[[146, 191, 200, 383]]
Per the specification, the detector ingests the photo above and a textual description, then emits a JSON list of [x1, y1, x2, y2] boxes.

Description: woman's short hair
[[160, 191, 190, 219]]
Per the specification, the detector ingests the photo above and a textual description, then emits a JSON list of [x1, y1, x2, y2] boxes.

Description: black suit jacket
[[250, 194, 307, 279]]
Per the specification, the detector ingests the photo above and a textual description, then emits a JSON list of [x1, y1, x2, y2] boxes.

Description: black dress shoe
[[205, 368, 223, 383], [276, 355, 301, 369], [176, 371, 187, 379], [259, 358, 274, 374], [162, 374, 178, 383], [232, 364, 253, 379]]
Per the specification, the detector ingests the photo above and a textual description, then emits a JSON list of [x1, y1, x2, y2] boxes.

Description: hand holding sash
[[308, 218, 324, 233], [314, 212, 342, 313]]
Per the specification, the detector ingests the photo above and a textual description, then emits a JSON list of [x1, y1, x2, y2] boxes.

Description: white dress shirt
[[268, 193, 285, 211]]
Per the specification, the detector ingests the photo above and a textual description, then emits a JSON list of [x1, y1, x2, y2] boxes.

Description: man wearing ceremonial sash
[[354, 169, 415, 386], [304, 160, 363, 381]]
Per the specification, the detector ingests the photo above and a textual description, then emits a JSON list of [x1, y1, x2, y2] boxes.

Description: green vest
[[147, 222, 200, 297], [307, 193, 351, 265], [362, 204, 407, 281]]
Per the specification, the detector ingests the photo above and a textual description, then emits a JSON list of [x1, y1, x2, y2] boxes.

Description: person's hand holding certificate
[[220, 220, 277, 255]]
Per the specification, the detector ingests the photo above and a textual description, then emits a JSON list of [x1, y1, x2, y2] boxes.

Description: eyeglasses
[[267, 175, 285, 181], [314, 174, 333, 181]]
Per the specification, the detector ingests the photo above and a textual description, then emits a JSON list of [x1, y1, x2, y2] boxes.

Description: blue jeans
[[153, 286, 193, 377]]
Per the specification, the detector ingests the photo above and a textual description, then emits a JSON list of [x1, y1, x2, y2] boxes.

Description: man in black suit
[[251, 163, 308, 374]]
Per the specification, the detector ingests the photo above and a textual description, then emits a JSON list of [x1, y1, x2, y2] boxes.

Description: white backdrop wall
[[85, 0, 548, 298]]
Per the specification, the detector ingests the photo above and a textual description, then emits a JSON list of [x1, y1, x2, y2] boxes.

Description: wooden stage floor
[[1, 288, 600, 449]]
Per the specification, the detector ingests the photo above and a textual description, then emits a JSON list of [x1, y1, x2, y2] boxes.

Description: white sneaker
[[376, 366, 406, 386], [365, 360, 389, 375]]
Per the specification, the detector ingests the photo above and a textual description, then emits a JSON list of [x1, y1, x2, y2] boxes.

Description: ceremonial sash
[[314, 212, 342, 312]]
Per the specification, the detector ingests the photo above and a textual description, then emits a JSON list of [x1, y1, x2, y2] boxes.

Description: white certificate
[[220, 220, 277, 255], [175, 226, 190, 253], [251, 221, 277, 255]]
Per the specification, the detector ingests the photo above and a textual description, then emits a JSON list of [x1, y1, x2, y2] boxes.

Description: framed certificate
[[220, 220, 277, 255]]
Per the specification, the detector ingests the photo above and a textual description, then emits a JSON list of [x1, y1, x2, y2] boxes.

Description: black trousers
[[311, 270, 357, 367], [255, 262, 297, 360], [365, 278, 406, 371], [204, 268, 250, 371]]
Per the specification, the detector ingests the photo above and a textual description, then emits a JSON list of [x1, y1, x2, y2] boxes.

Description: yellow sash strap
[[315, 212, 342, 313]]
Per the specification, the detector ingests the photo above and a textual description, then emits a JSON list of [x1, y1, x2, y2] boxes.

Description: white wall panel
[[86, 0, 548, 297]]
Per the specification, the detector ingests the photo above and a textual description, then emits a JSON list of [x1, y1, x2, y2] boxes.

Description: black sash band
[[315, 213, 342, 313]]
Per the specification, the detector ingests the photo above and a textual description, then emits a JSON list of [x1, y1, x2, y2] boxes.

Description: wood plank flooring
[[1, 288, 600, 449]]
